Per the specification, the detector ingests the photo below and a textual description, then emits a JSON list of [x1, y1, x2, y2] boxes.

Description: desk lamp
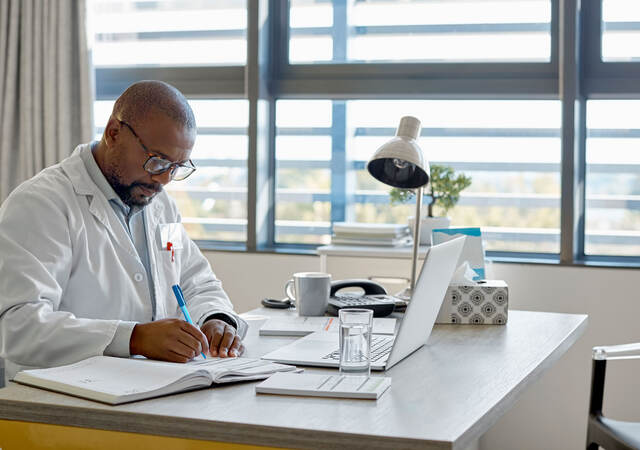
[[367, 116, 429, 300]]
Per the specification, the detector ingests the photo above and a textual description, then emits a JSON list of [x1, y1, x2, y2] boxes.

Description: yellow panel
[[0, 419, 284, 450]]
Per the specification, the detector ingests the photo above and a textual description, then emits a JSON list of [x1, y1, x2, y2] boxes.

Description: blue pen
[[172, 284, 207, 360]]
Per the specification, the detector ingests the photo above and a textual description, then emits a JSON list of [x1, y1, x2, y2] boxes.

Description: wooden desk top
[[0, 309, 587, 450]]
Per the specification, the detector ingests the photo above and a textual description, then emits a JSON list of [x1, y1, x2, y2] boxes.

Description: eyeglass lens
[[144, 157, 194, 180]]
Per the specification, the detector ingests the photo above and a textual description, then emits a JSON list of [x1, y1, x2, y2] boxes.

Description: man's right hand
[[129, 319, 209, 363]]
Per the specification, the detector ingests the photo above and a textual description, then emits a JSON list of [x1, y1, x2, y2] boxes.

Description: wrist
[[130, 323, 143, 355], [204, 313, 237, 330]]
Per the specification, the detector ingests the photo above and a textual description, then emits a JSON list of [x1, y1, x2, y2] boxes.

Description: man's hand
[[130, 319, 209, 363], [201, 319, 244, 357]]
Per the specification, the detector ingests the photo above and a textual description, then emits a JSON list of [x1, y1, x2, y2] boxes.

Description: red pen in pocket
[[167, 241, 175, 262]]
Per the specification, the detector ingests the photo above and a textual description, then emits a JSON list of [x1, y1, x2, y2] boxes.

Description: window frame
[[579, 0, 640, 266], [92, 0, 640, 267], [274, 0, 559, 98]]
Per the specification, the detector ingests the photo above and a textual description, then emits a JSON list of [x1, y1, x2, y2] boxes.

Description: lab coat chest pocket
[[155, 223, 184, 288], [158, 249, 181, 286]]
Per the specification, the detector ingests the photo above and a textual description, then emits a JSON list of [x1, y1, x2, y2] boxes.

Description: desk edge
[[452, 313, 588, 450]]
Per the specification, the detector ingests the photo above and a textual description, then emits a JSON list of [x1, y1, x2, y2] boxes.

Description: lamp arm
[[593, 342, 640, 360], [410, 186, 423, 293]]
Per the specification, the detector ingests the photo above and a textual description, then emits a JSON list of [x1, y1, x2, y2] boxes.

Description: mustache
[[131, 182, 163, 193]]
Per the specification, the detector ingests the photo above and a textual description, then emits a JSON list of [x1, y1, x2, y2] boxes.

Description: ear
[[104, 117, 122, 148]]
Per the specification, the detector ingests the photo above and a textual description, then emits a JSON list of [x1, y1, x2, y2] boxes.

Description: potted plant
[[389, 164, 472, 245]]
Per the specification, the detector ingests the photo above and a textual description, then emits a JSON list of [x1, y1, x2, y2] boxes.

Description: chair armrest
[[593, 342, 640, 360]]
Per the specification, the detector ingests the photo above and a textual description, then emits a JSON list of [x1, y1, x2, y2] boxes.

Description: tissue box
[[436, 280, 509, 325]]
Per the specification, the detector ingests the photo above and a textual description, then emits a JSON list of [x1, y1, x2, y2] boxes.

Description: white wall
[[204, 250, 640, 450], [204, 251, 320, 312], [479, 263, 640, 450]]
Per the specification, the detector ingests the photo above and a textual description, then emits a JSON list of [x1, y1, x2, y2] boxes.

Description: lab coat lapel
[[145, 200, 165, 251], [145, 199, 166, 317], [61, 148, 139, 259], [88, 196, 139, 259]]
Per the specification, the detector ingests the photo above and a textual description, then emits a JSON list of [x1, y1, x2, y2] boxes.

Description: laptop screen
[[385, 237, 465, 370]]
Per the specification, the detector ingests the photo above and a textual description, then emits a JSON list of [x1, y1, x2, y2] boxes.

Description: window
[[91, 0, 247, 67], [601, 0, 640, 62], [585, 100, 640, 257], [168, 100, 248, 242], [275, 100, 332, 244], [289, 0, 552, 63], [90, 0, 247, 244], [275, 99, 561, 253], [89, 0, 640, 266]]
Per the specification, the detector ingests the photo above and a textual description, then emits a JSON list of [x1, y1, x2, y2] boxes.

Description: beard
[[106, 173, 163, 207]]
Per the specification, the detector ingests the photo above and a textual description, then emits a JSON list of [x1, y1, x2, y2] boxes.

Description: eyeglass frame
[[117, 119, 196, 181]]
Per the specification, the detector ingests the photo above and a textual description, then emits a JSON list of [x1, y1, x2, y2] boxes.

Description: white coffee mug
[[285, 272, 331, 316]]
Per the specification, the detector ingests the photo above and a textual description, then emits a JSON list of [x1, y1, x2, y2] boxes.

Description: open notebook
[[13, 356, 297, 405]]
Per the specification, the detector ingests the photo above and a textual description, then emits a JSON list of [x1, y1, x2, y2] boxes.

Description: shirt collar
[[80, 142, 143, 216]]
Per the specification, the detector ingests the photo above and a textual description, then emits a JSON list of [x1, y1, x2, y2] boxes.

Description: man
[[0, 81, 247, 383]]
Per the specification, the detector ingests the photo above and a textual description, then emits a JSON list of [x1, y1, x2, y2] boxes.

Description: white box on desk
[[436, 280, 508, 325]]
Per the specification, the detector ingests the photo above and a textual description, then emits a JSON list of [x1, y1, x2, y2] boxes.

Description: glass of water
[[338, 308, 373, 376]]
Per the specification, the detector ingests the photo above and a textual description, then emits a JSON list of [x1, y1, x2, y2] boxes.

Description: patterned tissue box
[[436, 280, 509, 325]]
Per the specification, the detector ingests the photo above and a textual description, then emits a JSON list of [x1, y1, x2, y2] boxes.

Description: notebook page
[[189, 357, 297, 383], [16, 356, 196, 396]]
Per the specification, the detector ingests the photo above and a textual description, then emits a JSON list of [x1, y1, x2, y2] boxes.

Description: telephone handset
[[328, 279, 396, 317]]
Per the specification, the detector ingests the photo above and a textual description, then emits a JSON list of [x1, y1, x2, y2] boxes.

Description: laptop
[[261, 236, 465, 371]]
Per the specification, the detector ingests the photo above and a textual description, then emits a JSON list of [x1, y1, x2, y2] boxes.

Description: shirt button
[[134, 273, 144, 282]]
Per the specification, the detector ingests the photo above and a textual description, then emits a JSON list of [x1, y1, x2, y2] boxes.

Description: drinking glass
[[338, 308, 373, 376]]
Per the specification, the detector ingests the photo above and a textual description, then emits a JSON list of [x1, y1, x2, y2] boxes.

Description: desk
[[0, 309, 587, 450]]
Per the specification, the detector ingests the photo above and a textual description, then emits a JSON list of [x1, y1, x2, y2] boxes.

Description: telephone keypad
[[328, 294, 397, 317]]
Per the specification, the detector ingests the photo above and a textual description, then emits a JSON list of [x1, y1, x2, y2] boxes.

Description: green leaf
[[388, 164, 472, 216]]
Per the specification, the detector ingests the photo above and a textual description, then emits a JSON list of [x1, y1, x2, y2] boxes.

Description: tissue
[[451, 261, 478, 285], [436, 263, 509, 325], [432, 227, 486, 279]]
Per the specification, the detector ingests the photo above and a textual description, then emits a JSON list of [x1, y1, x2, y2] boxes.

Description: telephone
[[328, 279, 397, 317]]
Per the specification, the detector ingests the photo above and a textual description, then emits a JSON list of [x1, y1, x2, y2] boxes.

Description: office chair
[[587, 343, 640, 450]]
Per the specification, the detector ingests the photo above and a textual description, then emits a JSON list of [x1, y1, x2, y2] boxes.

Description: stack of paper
[[331, 222, 411, 247], [256, 373, 391, 399]]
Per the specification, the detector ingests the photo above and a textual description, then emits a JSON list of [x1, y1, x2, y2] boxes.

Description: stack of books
[[331, 222, 411, 247]]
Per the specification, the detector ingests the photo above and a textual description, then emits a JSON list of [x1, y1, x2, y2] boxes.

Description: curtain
[[0, 0, 94, 202]]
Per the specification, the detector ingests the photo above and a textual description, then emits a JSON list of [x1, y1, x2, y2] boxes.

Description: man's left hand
[[201, 319, 245, 357]]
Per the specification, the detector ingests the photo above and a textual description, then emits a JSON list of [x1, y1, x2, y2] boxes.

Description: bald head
[[94, 80, 197, 207], [112, 80, 196, 131]]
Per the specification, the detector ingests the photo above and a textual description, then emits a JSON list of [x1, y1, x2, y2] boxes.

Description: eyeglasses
[[118, 120, 196, 181]]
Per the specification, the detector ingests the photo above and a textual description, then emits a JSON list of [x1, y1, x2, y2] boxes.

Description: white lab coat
[[0, 144, 247, 381]]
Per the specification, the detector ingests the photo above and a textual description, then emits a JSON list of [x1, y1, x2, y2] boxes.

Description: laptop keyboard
[[321, 335, 395, 362]]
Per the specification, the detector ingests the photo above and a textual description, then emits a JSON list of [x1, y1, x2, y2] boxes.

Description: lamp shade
[[366, 116, 429, 189]]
